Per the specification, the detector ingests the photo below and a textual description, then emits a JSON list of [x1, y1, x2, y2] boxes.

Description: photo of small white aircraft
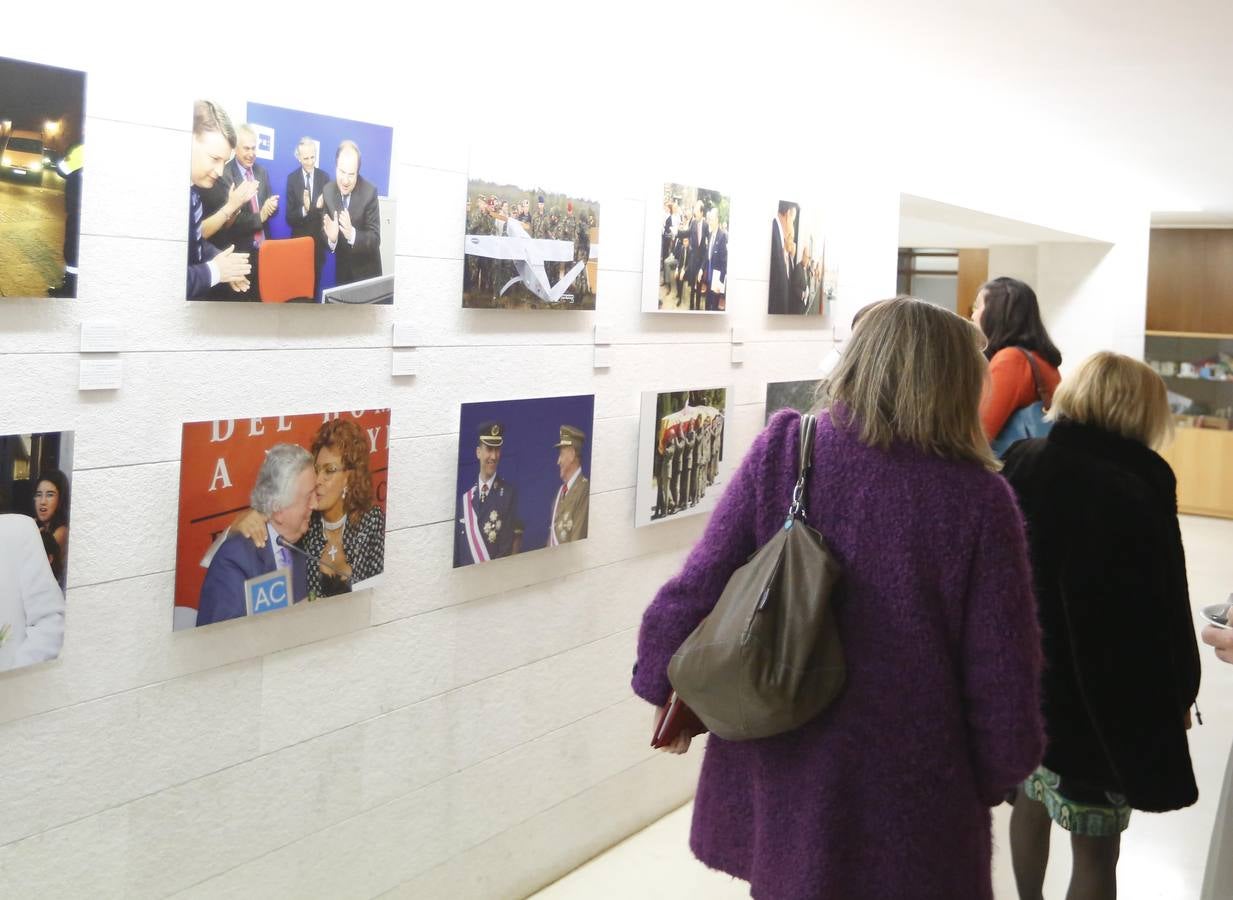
[[465, 215, 589, 304]]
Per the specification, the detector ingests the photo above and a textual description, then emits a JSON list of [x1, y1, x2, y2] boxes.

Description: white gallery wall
[[0, 4, 1156, 897]]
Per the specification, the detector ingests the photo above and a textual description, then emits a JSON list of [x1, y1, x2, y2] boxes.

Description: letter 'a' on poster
[[186, 99, 395, 305], [173, 410, 391, 631], [768, 199, 835, 317], [453, 394, 596, 568], [635, 388, 732, 527], [462, 143, 600, 311], [0, 430, 73, 673], [642, 182, 732, 315], [0, 56, 86, 300]]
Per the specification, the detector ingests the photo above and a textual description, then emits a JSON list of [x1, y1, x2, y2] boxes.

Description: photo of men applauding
[[186, 99, 394, 304]]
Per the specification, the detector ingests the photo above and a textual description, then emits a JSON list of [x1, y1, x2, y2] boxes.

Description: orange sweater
[[981, 347, 1062, 440]]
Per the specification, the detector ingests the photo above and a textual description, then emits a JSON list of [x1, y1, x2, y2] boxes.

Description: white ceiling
[[806, 0, 1233, 227], [898, 195, 1101, 248]]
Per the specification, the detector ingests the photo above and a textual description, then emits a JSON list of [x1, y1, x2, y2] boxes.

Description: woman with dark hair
[[971, 276, 1063, 451], [229, 419, 385, 599], [32, 469, 70, 583], [299, 419, 385, 597]]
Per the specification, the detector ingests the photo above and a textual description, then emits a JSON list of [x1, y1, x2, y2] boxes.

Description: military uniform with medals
[[455, 422, 524, 567], [549, 425, 590, 545]]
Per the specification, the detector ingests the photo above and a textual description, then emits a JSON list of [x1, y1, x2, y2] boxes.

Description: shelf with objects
[[1145, 333, 1233, 519]]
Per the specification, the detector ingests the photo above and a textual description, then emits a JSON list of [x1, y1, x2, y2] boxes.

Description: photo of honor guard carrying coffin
[[0, 430, 73, 672], [635, 388, 730, 526], [187, 99, 395, 304], [453, 394, 595, 568], [173, 410, 390, 630]]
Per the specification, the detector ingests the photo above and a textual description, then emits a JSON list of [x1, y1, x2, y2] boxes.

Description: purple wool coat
[[633, 410, 1045, 899]]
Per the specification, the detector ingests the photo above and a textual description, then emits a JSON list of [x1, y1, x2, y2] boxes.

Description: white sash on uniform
[[461, 487, 491, 563]]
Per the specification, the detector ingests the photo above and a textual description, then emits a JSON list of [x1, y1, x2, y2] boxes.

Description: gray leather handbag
[[667, 413, 845, 741]]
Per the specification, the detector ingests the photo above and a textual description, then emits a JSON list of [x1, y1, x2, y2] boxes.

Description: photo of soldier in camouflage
[[648, 183, 731, 313], [638, 388, 728, 526], [462, 177, 599, 310]]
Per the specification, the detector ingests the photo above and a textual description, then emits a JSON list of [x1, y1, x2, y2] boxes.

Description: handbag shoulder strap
[[789, 413, 818, 519], [1016, 347, 1051, 410]]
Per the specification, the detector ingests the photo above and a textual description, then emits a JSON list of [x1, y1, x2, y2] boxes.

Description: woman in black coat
[[1000, 351, 1201, 900]]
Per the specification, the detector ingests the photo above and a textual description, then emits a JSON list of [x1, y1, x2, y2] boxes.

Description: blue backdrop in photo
[[455, 395, 596, 553], [246, 102, 394, 293]]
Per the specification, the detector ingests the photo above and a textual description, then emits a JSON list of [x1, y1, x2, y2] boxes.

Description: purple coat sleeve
[[632, 413, 790, 706], [961, 478, 1046, 804]]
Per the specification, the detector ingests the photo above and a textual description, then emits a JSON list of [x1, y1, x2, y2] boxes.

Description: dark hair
[[192, 100, 237, 148], [33, 468, 70, 533], [311, 419, 373, 524], [977, 277, 1062, 367], [777, 200, 798, 217]]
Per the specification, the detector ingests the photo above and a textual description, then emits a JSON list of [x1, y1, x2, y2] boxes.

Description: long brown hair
[[312, 419, 374, 523], [820, 297, 998, 471]]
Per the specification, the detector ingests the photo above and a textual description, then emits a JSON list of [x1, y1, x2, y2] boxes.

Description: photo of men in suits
[[649, 183, 730, 313], [202, 124, 279, 300], [549, 425, 590, 546], [285, 137, 329, 297], [187, 100, 252, 300], [184, 100, 394, 303], [322, 140, 382, 285], [768, 198, 828, 316], [196, 444, 315, 625], [455, 422, 524, 567]]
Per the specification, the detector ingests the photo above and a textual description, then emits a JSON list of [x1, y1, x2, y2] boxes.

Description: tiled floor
[[534, 515, 1233, 899]]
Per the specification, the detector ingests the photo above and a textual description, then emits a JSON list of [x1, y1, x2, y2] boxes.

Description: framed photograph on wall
[[642, 182, 731, 314], [635, 387, 731, 527], [186, 99, 395, 304], [765, 379, 823, 423], [453, 394, 595, 567], [0, 430, 73, 672], [768, 199, 833, 316], [173, 409, 390, 630], [0, 56, 86, 299], [462, 168, 600, 310]]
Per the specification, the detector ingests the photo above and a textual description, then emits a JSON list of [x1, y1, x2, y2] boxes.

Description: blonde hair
[[1048, 351, 1173, 450], [818, 297, 998, 471]]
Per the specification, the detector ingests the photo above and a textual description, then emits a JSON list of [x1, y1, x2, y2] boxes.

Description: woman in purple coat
[[633, 297, 1045, 899]]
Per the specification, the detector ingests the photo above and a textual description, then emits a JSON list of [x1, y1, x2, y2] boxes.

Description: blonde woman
[[633, 297, 1044, 899], [1001, 352, 1200, 900]]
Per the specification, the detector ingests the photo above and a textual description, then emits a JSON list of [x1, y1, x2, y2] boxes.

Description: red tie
[[245, 168, 262, 246]]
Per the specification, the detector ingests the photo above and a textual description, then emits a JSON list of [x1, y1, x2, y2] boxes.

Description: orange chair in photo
[[258, 237, 315, 303]]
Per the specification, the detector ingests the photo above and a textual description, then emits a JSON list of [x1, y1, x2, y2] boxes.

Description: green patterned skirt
[[1022, 765, 1131, 837]]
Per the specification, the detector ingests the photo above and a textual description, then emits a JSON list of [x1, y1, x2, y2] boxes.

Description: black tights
[[1010, 787, 1120, 900]]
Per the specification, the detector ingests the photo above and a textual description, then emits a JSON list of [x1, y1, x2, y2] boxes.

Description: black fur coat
[[1002, 419, 1201, 812]]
